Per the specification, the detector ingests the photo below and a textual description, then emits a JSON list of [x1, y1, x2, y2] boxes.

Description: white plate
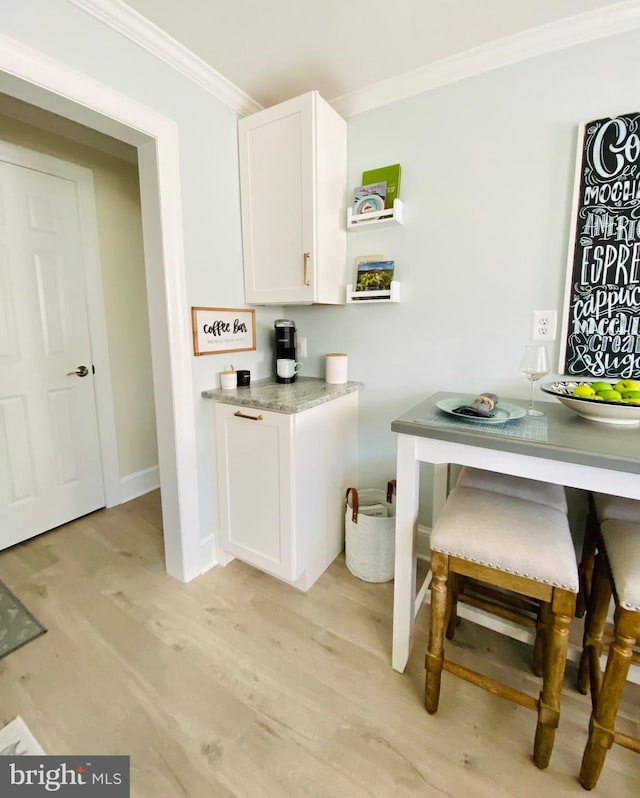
[[436, 398, 526, 425], [541, 381, 640, 426]]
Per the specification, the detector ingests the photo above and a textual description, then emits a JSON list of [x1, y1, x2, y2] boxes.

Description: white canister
[[325, 353, 348, 384], [220, 370, 237, 389]]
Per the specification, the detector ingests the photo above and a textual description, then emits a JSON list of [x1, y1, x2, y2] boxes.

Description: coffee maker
[[274, 319, 297, 383]]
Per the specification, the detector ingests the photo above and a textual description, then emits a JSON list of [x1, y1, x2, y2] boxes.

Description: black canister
[[236, 370, 251, 387]]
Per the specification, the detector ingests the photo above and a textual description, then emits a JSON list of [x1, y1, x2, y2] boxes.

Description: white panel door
[[0, 160, 104, 549]]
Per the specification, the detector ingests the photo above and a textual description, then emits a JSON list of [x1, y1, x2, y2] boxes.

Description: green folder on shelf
[[361, 164, 401, 209]]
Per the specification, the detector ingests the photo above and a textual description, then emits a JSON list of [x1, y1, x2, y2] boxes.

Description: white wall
[[293, 29, 640, 518]]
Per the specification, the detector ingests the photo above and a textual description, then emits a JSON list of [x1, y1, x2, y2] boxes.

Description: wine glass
[[519, 345, 550, 416]]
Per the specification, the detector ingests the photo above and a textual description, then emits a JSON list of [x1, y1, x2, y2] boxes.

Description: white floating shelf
[[347, 198, 404, 229], [345, 281, 400, 304]]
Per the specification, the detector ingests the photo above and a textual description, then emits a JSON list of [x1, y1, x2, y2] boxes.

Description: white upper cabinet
[[238, 91, 347, 305]]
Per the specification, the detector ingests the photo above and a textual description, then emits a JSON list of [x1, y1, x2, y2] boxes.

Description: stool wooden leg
[[576, 502, 598, 618], [577, 551, 611, 696], [579, 608, 637, 790], [446, 573, 461, 640], [533, 602, 551, 678], [533, 589, 575, 769], [425, 551, 449, 714]]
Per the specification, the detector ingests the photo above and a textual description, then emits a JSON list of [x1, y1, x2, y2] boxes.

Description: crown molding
[[69, 0, 263, 117], [70, 0, 640, 120], [330, 1, 640, 118]]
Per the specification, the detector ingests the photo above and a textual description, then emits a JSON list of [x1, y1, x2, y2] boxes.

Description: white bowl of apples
[[541, 379, 640, 425]]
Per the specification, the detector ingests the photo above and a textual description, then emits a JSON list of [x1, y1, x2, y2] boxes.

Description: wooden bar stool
[[577, 515, 640, 790], [453, 468, 569, 675], [576, 492, 640, 617], [425, 485, 578, 769]]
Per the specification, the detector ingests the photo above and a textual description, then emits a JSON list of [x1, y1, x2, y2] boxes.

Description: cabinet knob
[[234, 410, 263, 421], [303, 252, 311, 286]]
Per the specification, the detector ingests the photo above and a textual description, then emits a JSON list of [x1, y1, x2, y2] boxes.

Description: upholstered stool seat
[[457, 466, 568, 514], [452, 468, 570, 668], [593, 493, 640, 525], [425, 485, 578, 769], [578, 516, 640, 790]]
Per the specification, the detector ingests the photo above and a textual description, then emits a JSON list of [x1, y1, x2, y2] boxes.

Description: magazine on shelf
[[353, 255, 395, 298], [361, 164, 401, 209], [352, 181, 387, 215]]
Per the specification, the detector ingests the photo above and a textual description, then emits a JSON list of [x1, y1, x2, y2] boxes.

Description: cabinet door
[[215, 404, 297, 581], [239, 93, 315, 305]]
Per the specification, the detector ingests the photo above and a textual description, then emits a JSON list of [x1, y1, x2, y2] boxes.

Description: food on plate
[[572, 384, 596, 398], [597, 389, 623, 401], [591, 381, 613, 393], [569, 379, 640, 403], [614, 379, 640, 393]]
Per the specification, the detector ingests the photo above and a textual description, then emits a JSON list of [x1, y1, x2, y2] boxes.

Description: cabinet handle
[[234, 410, 263, 421], [303, 252, 311, 286]]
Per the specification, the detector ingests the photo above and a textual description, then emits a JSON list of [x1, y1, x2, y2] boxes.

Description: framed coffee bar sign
[[191, 306, 256, 356], [560, 111, 640, 379]]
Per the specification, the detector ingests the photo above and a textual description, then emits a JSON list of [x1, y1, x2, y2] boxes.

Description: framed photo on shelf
[[191, 306, 256, 356]]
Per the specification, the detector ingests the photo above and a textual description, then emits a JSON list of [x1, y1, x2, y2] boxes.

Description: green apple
[[623, 396, 640, 403], [597, 389, 622, 401], [621, 390, 640, 400], [573, 384, 596, 398], [591, 381, 613, 393], [614, 379, 640, 393]]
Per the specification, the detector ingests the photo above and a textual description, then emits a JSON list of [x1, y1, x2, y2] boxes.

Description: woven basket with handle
[[344, 480, 396, 583]]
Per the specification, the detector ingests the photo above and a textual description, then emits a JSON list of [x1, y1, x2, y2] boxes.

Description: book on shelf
[[353, 255, 395, 298], [361, 164, 401, 209], [353, 181, 387, 215]]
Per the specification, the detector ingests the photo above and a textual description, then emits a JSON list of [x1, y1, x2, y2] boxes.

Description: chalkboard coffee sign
[[560, 111, 640, 379]]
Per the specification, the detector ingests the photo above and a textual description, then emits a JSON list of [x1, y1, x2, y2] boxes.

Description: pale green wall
[[4, 1, 640, 536], [0, 109, 158, 479], [293, 29, 640, 520]]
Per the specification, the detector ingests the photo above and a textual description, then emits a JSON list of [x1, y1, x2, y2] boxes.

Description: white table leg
[[392, 433, 420, 672]]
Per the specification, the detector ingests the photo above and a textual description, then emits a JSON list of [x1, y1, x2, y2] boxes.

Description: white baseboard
[[196, 533, 220, 575], [119, 465, 160, 503]]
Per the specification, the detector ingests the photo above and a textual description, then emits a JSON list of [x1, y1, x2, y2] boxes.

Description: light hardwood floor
[[0, 491, 637, 797]]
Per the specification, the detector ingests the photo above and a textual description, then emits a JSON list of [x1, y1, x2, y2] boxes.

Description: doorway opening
[[0, 36, 203, 581]]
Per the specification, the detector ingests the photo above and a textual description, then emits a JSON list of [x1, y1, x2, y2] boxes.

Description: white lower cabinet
[[214, 393, 358, 591]]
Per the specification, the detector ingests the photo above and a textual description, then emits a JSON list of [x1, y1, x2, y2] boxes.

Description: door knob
[[66, 365, 89, 377]]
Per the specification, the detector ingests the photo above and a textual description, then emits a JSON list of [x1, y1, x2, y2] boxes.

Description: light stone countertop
[[201, 376, 363, 414]]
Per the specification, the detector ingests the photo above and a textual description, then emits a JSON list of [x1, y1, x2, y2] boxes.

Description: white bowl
[[541, 381, 640, 426]]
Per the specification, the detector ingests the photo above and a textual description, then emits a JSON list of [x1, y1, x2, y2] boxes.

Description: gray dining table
[[390, 391, 640, 674]]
